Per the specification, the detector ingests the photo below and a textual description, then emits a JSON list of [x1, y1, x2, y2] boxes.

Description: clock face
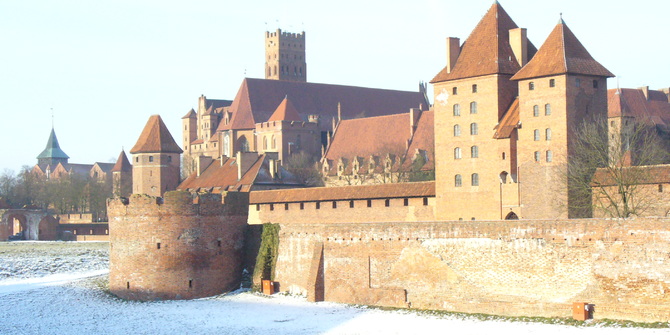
[[435, 88, 449, 106]]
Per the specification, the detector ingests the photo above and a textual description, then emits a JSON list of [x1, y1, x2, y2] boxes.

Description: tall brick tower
[[111, 150, 133, 197], [130, 115, 183, 197], [511, 18, 614, 218], [265, 29, 306, 82]]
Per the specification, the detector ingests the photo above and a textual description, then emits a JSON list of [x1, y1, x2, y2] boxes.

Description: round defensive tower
[[108, 191, 248, 300]]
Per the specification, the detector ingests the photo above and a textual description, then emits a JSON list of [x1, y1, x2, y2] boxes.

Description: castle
[[108, 3, 670, 323]]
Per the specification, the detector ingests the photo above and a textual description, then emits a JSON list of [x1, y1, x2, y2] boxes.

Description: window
[[455, 174, 462, 187], [454, 124, 461, 136], [471, 173, 479, 186], [453, 104, 460, 116], [263, 137, 268, 150], [502, 152, 506, 160], [546, 150, 553, 162], [534, 129, 540, 141], [332, 201, 337, 209], [659, 185, 663, 193], [593, 80, 599, 89], [300, 202, 304, 210], [149, 156, 154, 162], [284, 203, 289, 210], [136, 157, 139, 163], [271, 135, 276, 149], [452, 87, 458, 95], [471, 146, 479, 158], [423, 197, 428, 206], [385, 199, 390, 207], [545, 128, 552, 141], [576, 78, 581, 87], [534, 151, 540, 162], [529, 82, 535, 90], [470, 123, 478, 135], [315, 202, 320, 209], [403, 198, 409, 206], [545, 104, 551, 116], [472, 84, 478, 93], [454, 147, 462, 159], [549, 79, 555, 87], [256, 204, 260, 211], [167, 156, 172, 163], [470, 101, 477, 114], [349, 200, 354, 208], [367, 199, 372, 207], [533, 105, 539, 117], [269, 204, 274, 211]]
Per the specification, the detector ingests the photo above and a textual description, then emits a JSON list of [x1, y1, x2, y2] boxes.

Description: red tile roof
[[267, 96, 303, 122], [324, 113, 411, 163], [511, 20, 614, 80], [493, 97, 520, 139], [111, 150, 132, 172], [181, 108, 196, 119], [608, 88, 670, 128], [216, 78, 428, 132], [403, 111, 435, 171], [249, 181, 435, 204], [431, 2, 537, 83], [592, 164, 670, 186], [130, 115, 183, 154]]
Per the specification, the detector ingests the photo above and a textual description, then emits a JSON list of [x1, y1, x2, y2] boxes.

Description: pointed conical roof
[[431, 2, 536, 83], [268, 96, 303, 122], [511, 20, 614, 80], [130, 115, 183, 154], [181, 108, 196, 119], [111, 150, 132, 172], [37, 128, 69, 160]]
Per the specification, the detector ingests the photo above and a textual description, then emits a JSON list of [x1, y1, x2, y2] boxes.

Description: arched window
[[453, 124, 461, 136], [546, 150, 553, 162], [549, 79, 555, 87], [534, 129, 540, 141], [529, 82, 535, 90], [271, 135, 276, 149], [452, 87, 458, 95], [533, 105, 539, 117], [238, 136, 250, 152], [471, 173, 479, 186], [534, 151, 541, 162], [470, 101, 477, 114], [545, 104, 551, 116], [470, 123, 478, 135], [263, 136, 268, 150], [454, 147, 462, 159], [499, 171, 508, 184], [545, 128, 552, 141], [472, 84, 478, 93], [453, 104, 460, 116], [471, 146, 479, 158], [455, 174, 462, 187]]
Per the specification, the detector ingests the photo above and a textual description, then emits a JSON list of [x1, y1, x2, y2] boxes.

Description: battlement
[[107, 190, 249, 218], [266, 29, 305, 40], [256, 119, 318, 131]]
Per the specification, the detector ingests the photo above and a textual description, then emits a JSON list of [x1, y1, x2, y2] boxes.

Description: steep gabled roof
[[324, 113, 411, 164], [267, 96, 303, 122], [608, 88, 670, 128], [511, 19, 614, 80], [111, 150, 132, 172], [37, 128, 69, 160], [431, 2, 536, 83], [130, 115, 183, 154], [216, 78, 428, 131], [402, 111, 435, 171]]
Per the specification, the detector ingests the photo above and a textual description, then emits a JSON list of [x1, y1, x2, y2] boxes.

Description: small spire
[[558, 13, 565, 24], [51, 107, 54, 128]]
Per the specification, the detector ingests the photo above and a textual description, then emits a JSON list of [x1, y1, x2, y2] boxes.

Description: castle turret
[[265, 29, 306, 82], [37, 127, 69, 167], [111, 150, 133, 197], [130, 115, 183, 197], [511, 18, 614, 218], [181, 108, 197, 155]]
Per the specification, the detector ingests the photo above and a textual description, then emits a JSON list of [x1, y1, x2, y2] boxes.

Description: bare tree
[[284, 151, 324, 187], [569, 116, 669, 218]]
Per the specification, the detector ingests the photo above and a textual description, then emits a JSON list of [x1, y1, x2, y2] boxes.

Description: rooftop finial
[[51, 107, 54, 128], [558, 12, 564, 24]]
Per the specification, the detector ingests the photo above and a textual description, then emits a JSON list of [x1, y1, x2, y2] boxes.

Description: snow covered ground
[[0, 241, 667, 335]]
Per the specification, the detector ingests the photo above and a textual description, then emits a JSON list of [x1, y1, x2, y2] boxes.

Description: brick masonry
[[107, 191, 248, 300], [272, 218, 670, 322]]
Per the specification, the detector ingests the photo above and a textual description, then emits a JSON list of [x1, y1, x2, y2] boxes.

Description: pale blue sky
[[1, 0, 668, 173]]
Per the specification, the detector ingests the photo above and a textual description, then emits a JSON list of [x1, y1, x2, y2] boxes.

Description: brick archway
[[505, 212, 519, 220]]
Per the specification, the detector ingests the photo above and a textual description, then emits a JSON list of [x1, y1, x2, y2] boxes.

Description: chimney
[[446, 37, 461, 74], [509, 28, 528, 67], [409, 108, 421, 137], [638, 86, 650, 100], [236, 151, 259, 181], [196, 156, 213, 177], [660, 88, 670, 102]]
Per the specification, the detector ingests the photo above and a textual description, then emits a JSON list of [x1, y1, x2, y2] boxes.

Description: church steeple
[[37, 127, 69, 167]]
